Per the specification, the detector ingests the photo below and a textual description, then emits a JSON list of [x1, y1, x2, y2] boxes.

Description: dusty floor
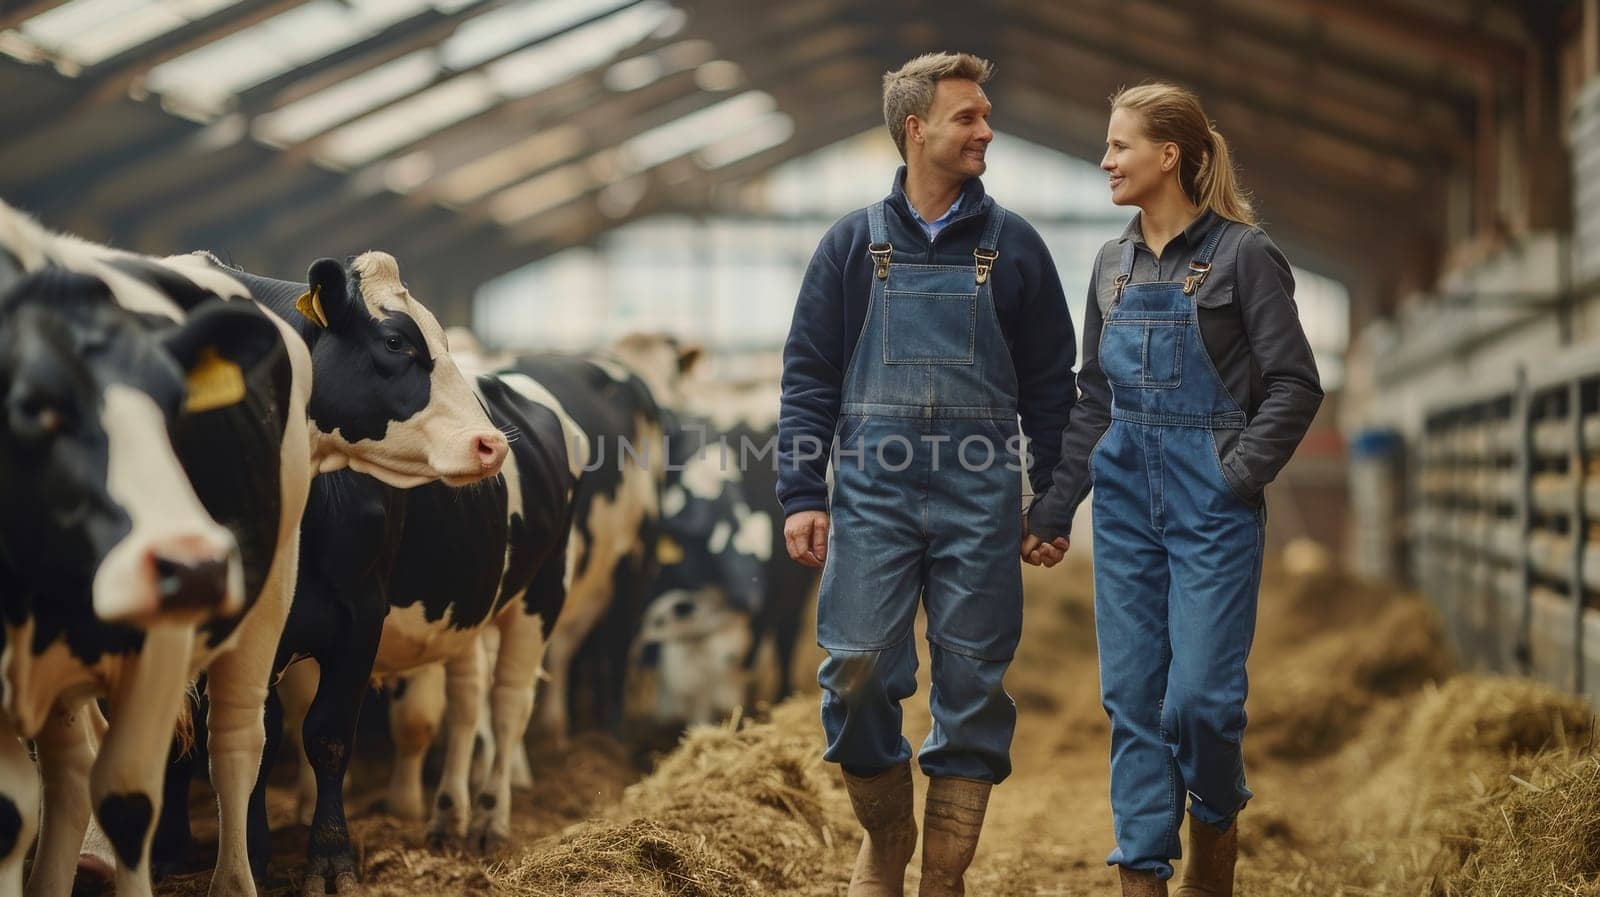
[[150, 551, 1596, 896]]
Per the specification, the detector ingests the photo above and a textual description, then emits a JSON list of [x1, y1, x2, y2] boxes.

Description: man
[[778, 52, 1076, 896]]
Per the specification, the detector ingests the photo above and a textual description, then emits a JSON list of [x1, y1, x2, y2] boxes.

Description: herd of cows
[[0, 199, 817, 897]]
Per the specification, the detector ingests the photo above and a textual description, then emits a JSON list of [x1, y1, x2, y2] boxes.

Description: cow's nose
[[639, 641, 662, 668], [475, 432, 509, 471], [672, 600, 696, 619], [151, 550, 231, 611]]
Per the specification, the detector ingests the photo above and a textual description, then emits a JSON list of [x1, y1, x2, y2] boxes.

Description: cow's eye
[[385, 334, 405, 353], [12, 394, 64, 440]]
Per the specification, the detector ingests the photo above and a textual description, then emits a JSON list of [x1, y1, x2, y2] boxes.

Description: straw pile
[[1248, 591, 1453, 759], [485, 700, 852, 897], [1440, 751, 1600, 896], [1240, 660, 1596, 895]]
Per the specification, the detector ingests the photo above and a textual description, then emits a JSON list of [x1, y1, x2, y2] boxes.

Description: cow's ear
[[677, 344, 703, 375], [163, 299, 283, 413], [301, 257, 354, 331]]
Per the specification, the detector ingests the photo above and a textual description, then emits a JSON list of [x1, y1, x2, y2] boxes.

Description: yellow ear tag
[[184, 348, 247, 413], [656, 535, 685, 566], [294, 284, 329, 328]]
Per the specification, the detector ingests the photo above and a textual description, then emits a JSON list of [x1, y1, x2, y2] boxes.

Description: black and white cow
[[383, 351, 665, 837], [631, 410, 770, 726], [510, 352, 665, 743], [0, 200, 509, 897], [607, 335, 819, 721], [113, 256, 519, 893], [0, 270, 274, 897], [153, 364, 584, 890], [723, 412, 819, 704], [0, 214, 314, 897]]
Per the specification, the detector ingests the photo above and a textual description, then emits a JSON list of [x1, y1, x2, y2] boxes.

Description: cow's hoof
[[302, 852, 359, 895], [74, 852, 116, 895], [303, 871, 358, 897], [468, 819, 509, 855], [424, 822, 461, 852], [207, 867, 258, 897]]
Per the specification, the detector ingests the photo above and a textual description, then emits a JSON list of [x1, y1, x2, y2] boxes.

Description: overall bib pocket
[[883, 287, 976, 365], [1101, 318, 1186, 389]]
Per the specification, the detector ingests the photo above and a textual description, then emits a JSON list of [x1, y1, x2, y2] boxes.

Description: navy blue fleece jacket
[[776, 168, 1077, 517]]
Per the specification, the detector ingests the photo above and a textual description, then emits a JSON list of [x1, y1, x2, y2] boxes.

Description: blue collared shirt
[[911, 193, 963, 240]]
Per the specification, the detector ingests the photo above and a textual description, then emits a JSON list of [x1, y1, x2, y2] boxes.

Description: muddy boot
[[1119, 866, 1169, 897], [1174, 814, 1237, 897], [918, 777, 991, 897], [842, 762, 918, 896]]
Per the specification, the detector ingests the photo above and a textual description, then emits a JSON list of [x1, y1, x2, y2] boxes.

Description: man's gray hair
[[882, 52, 994, 160]]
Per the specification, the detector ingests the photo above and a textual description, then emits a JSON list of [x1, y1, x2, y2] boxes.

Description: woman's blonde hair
[[1111, 82, 1257, 226]]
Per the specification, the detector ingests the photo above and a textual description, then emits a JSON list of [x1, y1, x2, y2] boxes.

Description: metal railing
[[1414, 348, 1598, 702]]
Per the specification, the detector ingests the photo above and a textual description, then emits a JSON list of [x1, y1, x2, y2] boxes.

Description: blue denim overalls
[[816, 200, 1023, 784], [1092, 225, 1265, 879]]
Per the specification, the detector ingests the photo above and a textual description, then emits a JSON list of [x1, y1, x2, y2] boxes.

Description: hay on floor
[[487, 700, 852, 897]]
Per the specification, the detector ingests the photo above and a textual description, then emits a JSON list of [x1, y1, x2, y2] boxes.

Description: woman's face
[[1101, 106, 1174, 207]]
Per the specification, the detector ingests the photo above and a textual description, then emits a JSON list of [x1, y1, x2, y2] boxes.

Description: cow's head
[[607, 332, 703, 410], [0, 270, 270, 624], [296, 252, 507, 487], [632, 586, 752, 726]]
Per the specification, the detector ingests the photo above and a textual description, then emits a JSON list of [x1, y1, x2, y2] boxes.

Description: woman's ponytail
[[1111, 84, 1258, 226]]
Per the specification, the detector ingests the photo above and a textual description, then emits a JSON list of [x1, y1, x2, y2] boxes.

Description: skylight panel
[[620, 90, 775, 171], [484, 1, 670, 97], [19, 0, 233, 68], [253, 49, 440, 145], [142, 0, 451, 116], [695, 112, 794, 168], [439, 0, 632, 71], [320, 73, 497, 166]]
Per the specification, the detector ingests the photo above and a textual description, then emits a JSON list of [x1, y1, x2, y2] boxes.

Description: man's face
[[909, 78, 993, 178]]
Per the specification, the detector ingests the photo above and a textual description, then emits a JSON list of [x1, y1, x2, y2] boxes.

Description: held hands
[[1021, 515, 1070, 567], [784, 510, 830, 568]]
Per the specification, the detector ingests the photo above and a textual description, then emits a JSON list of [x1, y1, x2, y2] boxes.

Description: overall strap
[[1182, 222, 1229, 295], [867, 201, 892, 280], [1113, 239, 1136, 302], [974, 203, 1006, 285]]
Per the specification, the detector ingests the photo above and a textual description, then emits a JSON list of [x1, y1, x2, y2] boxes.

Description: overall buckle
[[1182, 260, 1211, 295], [973, 247, 999, 285], [1113, 272, 1132, 303], [868, 242, 893, 280]]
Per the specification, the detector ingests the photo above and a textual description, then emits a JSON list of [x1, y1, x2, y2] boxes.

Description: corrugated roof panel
[[433, 125, 587, 204], [20, 0, 233, 67], [694, 111, 793, 168], [439, 0, 633, 71], [143, 0, 457, 116], [253, 48, 440, 145], [320, 72, 497, 166], [621, 89, 774, 171], [485, 1, 671, 97]]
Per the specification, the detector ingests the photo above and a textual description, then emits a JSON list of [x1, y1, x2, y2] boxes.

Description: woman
[[1023, 84, 1324, 897]]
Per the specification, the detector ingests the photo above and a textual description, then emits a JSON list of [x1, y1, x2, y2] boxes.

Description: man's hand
[[1021, 516, 1070, 567], [785, 510, 831, 568]]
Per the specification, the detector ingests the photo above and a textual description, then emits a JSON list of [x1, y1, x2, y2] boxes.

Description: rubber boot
[[917, 776, 991, 896], [842, 762, 918, 897], [1174, 814, 1237, 897], [1119, 866, 1169, 896]]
